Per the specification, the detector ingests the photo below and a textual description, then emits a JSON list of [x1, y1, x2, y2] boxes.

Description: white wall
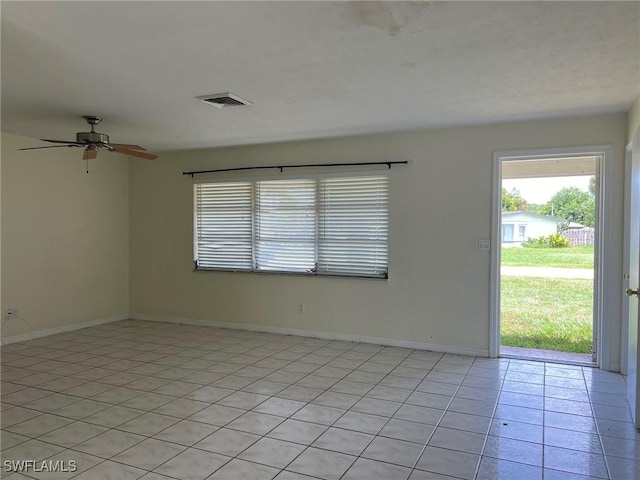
[[630, 95, 640, 143], [527, 221, 558, 240], [130, 113, 627, 361], [1, 133, 130, 339]]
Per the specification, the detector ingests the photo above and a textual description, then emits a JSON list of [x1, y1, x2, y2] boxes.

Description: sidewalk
[[501, 266, 594, 279]]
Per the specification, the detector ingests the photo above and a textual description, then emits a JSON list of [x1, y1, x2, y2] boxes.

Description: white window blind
[[194, 182, 253, 270], [194, 174, 389, 278], [255, 179, 316, 272], [318, 176, 388, 277]]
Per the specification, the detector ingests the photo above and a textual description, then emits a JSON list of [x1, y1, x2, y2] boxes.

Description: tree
[[527, 203, 544, 214], [589, 176, 597, 196], [539, 187, 595, 227], [501, 188, 528, 212]]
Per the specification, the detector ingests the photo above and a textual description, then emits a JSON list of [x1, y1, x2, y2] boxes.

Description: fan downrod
[[77, 115, 108, 143], [83, 116, 102, 131]]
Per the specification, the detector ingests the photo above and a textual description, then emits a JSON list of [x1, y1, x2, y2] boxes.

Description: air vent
[[196, 93, 252, 109]]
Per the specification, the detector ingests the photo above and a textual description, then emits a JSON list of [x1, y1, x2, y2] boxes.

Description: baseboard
[[0, 314, 128, 345], [130, 313, 489, 357]]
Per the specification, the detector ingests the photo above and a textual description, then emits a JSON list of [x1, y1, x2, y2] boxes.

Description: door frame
[[490, 145, 613, 368], [621, 142, 633, 375]]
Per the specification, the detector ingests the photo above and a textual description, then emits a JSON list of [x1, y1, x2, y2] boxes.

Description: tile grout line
[[331, 351, 452, 478], [472, 357, 510, 480], [584, 365, 613, 480], [277, 346, 442, 478], [408, 359, 475, 473], [113, 333, 380, 477], [33, 325, 420, 478], [4, 324, 363, 479], [7, 333, 455, 478], [3, 321, 635, 480]]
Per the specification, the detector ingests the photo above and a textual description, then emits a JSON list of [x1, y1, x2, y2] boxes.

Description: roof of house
[[567, 221, 589, 229], [502, 210, 565, 223]]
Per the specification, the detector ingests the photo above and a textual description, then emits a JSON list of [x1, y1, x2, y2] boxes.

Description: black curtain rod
[[182, 161, 408, 177]]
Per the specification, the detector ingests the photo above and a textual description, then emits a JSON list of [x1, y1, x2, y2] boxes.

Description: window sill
[[193, 266, 388, 280]]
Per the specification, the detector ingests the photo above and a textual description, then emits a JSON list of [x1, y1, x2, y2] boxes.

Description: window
[[502, 224, 514, 241], [194, 174, 389, 278], [255, 179, 317, 273], [517, 224, 526, 241]]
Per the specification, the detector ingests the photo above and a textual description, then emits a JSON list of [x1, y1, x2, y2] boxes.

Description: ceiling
[[503, 157, 598, 179], [2, 1, 638, 152]]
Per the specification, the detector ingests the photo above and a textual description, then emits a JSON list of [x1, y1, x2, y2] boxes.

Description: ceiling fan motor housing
[[76, 131, 110, 145]]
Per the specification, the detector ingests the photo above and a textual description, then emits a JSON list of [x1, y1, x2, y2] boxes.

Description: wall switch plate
[[477, 239, 490, 251]]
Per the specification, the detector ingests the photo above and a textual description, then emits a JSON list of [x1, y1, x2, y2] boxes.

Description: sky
[[502, 176, 592, 204]]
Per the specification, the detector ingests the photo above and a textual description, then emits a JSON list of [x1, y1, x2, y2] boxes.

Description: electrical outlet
[[5, 308, 18, 320], [298, 304, 305, 314]]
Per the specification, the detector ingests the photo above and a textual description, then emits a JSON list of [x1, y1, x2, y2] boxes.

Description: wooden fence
[[565, 228, 595, 246]]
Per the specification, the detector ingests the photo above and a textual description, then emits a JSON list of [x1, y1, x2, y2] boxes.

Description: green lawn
[[501, 276, 593, 353], [501, 245, 594, 269]]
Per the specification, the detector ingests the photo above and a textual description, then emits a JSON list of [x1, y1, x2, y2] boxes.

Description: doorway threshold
[[501, 345, 595, 367]]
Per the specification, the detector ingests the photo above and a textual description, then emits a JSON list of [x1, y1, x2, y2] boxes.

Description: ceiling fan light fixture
[[196, 92, 252, 109]]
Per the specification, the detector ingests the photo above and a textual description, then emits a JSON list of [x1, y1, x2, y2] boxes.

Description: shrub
[[524, 234, 571, 248], [548, 233, 571, 248], [524, 237, 548, 248]]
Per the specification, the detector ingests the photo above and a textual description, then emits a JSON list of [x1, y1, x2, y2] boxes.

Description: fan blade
[[109, 143, 147, 151], [83, 149, 98, 160], [112, 148, 158, 160], [40, 139, 83, 145], [19, 145, 82, 151]]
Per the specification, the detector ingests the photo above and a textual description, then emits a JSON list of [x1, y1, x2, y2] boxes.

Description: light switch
[[477, 239, 490, 251]]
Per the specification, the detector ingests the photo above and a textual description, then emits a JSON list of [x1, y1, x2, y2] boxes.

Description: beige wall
[[130, 113, 628, 361], [1, 132, 129, 338], [629, 95, 640, 143]]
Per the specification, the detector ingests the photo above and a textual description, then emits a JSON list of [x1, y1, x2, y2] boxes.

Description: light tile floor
[[1, 320, 638, 479], [500, 346, 593, 366]]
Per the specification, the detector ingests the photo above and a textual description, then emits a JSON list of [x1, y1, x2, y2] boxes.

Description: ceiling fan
[[19, 116, 158, 160]]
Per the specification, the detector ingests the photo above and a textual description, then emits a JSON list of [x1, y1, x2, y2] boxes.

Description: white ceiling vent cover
[[197, 93, 252, 108]]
